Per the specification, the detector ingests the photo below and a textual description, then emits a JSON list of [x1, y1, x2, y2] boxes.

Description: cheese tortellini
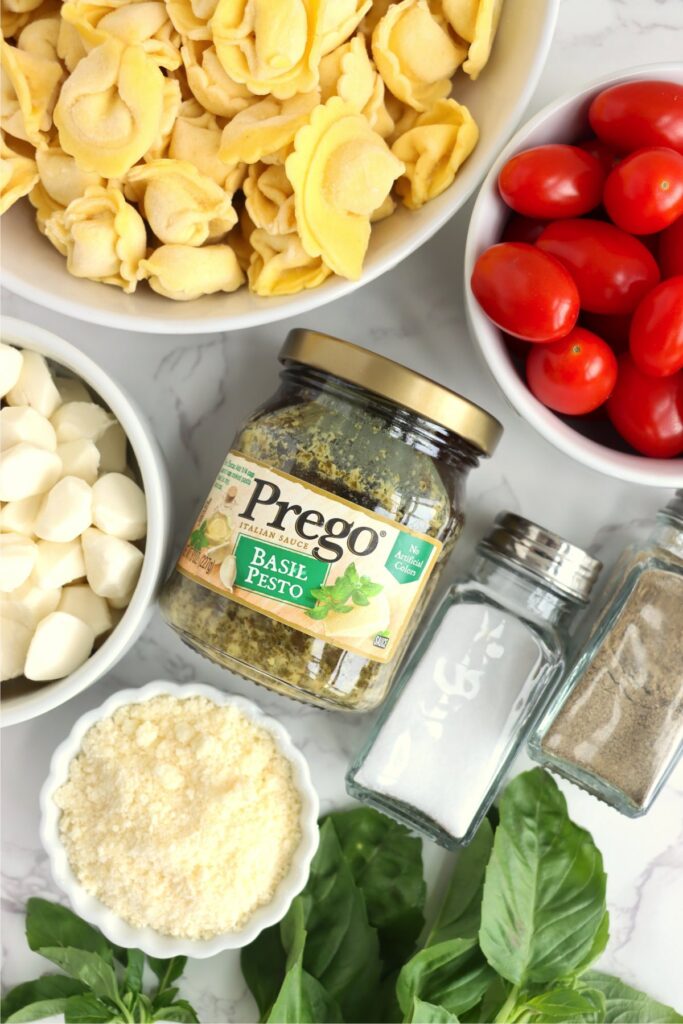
[[286, 97, 403, 279], [1, 0, 505, 299], [44, 184, 146, 291], [391, 97, 478, 208]]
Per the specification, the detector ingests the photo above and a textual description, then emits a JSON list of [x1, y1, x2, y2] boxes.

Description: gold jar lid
[[279, 329, 503, 456]]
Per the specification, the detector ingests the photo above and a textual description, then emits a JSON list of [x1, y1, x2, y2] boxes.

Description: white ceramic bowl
[[40, 680, 320, 958], [465, 62, 683, 488], [1, 318, 172, 727], [1, 0, 559, 334]]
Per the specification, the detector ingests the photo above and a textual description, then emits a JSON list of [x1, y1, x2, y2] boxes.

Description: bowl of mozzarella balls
[[1, 318, 171, 727]]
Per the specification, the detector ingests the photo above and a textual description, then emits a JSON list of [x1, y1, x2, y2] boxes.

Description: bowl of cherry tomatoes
[[465, 63, 683, 487]]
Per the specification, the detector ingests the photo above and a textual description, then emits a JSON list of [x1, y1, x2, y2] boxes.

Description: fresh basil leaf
[[581, 972, 683, 1023], [427, 820, 493, 945], [326, 807, 425, 971], [151, 1000, 199, 1022], [362, 583, 383, 598], [352, 592, 370, 606], [1, 975, 87, 1022], [38, 947, 120, 1004], [521, 986, 606, 1022], [409, 998, 460, 1023], [147, 957, 187, 992], [5, 999, 73, 1023], [124, 949, 145, 994], [266, 954, 342, 1024], [26, 899, 114, 963], [396, 938, 496, 1019], [292, 819, 382, 1022], [568, 911, 610, 977], [471, 975, 509, 1023], [152, 989, 179, 1010], [63, 994, 118, 1023], [241, 924, 288, 1021], [479, 769, 607, 986]]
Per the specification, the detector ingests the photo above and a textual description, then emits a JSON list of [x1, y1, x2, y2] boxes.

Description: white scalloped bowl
[[464, 62, 683, 488], [39, 680, 320, 958], [1, 318, 171, 728], [0, 0, 559, 334]]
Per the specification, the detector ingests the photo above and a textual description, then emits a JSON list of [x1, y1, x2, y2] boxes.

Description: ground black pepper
[[540, 567, 683, 809]]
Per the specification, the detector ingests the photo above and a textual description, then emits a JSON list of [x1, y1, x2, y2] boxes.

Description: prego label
[[176, 452, 442, 662]]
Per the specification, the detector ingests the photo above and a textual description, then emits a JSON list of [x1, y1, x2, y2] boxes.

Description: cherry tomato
[[581, 312, 632, 351], [470, 243, 580, 342], [658, 216, 683, 277], [502, 213, 547, 245], [607, 354, 683, 457], [589, 80, 683, 154], [526, 327, 618, 414], [498, 144, 605, 218], [536, 219, 661, 314], [577, 137, 621, 175], [629, 276, 683, 377], [603, 147, 683, 234]]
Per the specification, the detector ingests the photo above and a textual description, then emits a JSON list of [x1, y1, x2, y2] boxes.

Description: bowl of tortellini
[[0, 0, 559, 333]]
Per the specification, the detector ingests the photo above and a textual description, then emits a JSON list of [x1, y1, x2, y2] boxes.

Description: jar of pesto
[[160, 330, 502, 711]]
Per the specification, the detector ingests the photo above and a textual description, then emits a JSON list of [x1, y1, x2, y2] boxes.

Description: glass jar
[[160, 329, 502, 712], [530, 491, 683, 816], [346, 513, 601, 845]]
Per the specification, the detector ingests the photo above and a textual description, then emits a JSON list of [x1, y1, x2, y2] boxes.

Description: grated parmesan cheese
[[54, 695, 303, 939]]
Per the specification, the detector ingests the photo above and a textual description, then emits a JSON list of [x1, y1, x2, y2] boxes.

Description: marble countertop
[[2, 0, 683, 1019]]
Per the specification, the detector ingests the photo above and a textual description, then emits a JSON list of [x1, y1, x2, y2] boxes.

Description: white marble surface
[[2, 1, 683, 1020]]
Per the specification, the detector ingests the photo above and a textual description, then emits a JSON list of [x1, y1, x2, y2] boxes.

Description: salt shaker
[[530, 491, 683, 816], [346, 512, 601, 848]]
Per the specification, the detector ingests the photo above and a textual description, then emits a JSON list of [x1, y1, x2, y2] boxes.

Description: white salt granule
[[55, 695, 302, 940]]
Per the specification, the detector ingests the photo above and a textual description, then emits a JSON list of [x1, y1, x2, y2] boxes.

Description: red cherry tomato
[[607, 354, 683, 457], [577, 137, 621, 175], [471, 243, 580, 342], [526, 327, 618, 414], [629, 276, 683, 377], [589, 80, 683, 154], [603, 147, 683, 234], [658, 217, 683, 277], [536, 218, 661, 314], [581, 312, 632, 352], [498, 144, 605, 219], [502, 213, 547, 245]]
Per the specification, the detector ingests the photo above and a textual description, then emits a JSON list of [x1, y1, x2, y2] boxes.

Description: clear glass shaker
[[530, 491, 683, 816], [346, 512, 601, 848]]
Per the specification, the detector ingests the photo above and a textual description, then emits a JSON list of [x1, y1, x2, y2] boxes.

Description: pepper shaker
[[530, 491, 683, 816], [346, 512, 601, 847]]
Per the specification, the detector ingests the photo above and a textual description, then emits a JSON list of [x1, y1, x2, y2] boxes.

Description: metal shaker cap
[[478, 512, 602, 603], [661, 490, 683, 524]]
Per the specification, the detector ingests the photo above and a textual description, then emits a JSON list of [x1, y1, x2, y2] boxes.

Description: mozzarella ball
[[0, 614, 32, 681], [59, 584, 112, 637], [0, 443, 62, 501], [91, 473, 146, 541], [0, 343, 23, 399], [81, 527, 143, 601], [57, 439, 101, 484], [33, 538, 86, 590], [24, 611, 95, 681], [0, 495, 42, 536], [35, 476, 93, 543], [0, 406, 57, 452], [3, 580, 61, 624], [5, 351, 61, 417], [51, 402, 114, 443], [55, 376, 91, 404], [96, 422, 127, 473], [0, 533, 37, 592]]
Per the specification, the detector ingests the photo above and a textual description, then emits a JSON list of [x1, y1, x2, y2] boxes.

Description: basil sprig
[[241, 770, 683, 1024], [0, 900, 198, 1024]]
